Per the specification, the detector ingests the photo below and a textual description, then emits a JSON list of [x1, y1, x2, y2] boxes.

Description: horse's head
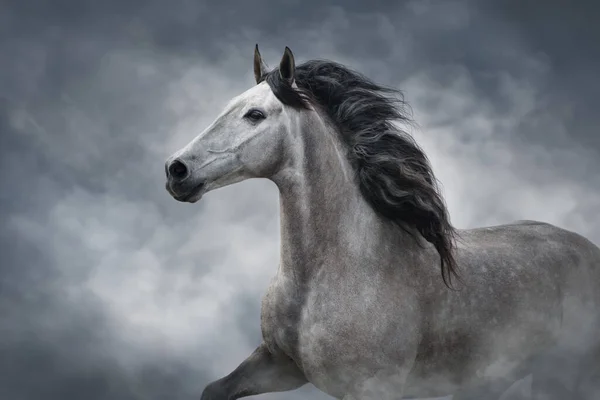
[[165, 45, 302, 203]]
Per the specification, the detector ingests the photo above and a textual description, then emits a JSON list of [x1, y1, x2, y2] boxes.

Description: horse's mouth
[[166, 181, 205, 203]]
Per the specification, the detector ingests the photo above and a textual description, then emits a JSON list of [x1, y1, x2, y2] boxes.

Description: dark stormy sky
[[1, 1, 599, 399]]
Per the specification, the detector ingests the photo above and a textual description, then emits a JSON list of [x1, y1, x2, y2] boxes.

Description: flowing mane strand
[[261, 60, 459, 287]]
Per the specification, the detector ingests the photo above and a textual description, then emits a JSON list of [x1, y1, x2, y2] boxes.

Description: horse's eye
[[244, 109, 266, 122]]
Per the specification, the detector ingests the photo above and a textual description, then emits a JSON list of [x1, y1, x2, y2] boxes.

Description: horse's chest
[[295, 283, 420, 396], [260, 279, 304, 360]]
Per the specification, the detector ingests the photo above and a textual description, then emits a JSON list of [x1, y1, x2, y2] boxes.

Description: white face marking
[[204, 84, 283, 153], [165, 82, 299, 203]]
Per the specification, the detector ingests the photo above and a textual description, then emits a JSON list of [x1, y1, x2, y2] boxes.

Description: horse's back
[[449, 221, 600, 398], [458, 219, 600, 334], [407, 220, 600, 397], [460, 219, 600, 292]]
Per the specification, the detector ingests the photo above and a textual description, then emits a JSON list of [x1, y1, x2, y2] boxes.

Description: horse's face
[[165, 67, 297, 203]]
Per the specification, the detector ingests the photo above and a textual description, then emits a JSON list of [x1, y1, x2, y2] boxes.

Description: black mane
[[262, 60, 459, 287]]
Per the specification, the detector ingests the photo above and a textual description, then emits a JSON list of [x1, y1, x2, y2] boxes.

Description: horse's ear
[[254, 44, 268, 84], [279, 46, 296, 85]]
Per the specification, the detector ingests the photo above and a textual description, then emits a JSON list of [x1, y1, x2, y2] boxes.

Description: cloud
[[1, 1, 599, 399], [403, 63, 600, 235]]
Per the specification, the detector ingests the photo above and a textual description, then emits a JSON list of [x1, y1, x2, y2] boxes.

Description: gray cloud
[[1, 0, 599, 399]]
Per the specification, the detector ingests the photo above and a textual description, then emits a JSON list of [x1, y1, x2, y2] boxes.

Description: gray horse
[[165, 46, 600, 400]]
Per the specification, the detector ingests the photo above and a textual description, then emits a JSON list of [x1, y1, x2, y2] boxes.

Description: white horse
[[165, 45, 600, 399]]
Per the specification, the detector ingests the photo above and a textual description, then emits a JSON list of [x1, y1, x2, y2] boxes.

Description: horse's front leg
[[200, 343, 308, 400]]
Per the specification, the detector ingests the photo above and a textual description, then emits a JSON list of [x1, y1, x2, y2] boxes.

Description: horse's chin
[[180, 187, 206, 203], [169, 182, 206, 203], [182, 191, 204, 203]]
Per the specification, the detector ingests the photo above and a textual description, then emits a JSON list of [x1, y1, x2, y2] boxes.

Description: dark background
[[1, 0, 599, 399]]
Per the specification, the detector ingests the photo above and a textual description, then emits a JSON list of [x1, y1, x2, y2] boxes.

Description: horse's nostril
[[168, 159, 189, 180]]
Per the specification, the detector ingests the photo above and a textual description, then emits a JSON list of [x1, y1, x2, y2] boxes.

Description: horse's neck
[[271, 119, 387, 282]]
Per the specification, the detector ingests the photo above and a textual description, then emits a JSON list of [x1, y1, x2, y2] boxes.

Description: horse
[[164, 45, 600, 400]]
